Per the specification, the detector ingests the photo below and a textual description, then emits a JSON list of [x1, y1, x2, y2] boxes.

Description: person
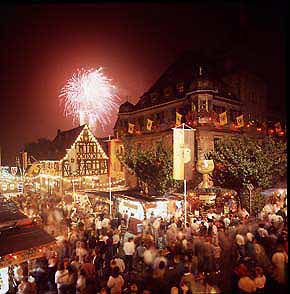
[[112, 229, 120, 256], [204, 274, 221, 293], [237, 265, 256, 294], [107, 266, 124, 294], [123, 237, 135, 272], [55, 262, 69, 294], [18, 276, 36, 294], [253, 266, 266, 294], [76, 269, 87, 294], [271, 247, 288, 288], [111, 256, 125, 273], [66, 264, 78, 294]]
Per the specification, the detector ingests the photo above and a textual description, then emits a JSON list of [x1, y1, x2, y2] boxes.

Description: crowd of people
[[5, 192, 289, 294]]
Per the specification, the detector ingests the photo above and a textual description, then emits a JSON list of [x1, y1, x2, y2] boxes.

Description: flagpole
[[182, 123, 187, 227], [184, 178, 187, 226], [108, 135, 112, 217]]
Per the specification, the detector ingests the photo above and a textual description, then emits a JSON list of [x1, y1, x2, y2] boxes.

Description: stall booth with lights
[[0, 200, 56, 293], [84, 189, 182, 233]]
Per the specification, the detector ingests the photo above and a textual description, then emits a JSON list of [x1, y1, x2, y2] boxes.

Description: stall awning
[[85, 188, 181, 203]]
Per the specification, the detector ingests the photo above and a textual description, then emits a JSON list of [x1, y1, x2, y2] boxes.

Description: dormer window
[[176, 82, 184, 93], [150, 92, 158, 103], [164, 87, 173, 97]]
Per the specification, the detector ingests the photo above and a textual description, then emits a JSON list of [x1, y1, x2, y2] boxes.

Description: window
[[214, 138, 222, 150], [176, 82, 184, 93], [157, 112, 164, 123], [198, 98, 208, 111]]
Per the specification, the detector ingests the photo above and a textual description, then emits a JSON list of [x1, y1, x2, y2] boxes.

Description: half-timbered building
[[26, 124, 109, 195]]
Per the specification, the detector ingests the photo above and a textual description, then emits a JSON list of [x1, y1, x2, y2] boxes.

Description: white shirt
[[123, 241, 135, 255], [55, 270, 69, 289]]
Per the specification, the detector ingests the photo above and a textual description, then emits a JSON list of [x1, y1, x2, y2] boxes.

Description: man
[[123, 237, 135, 272]]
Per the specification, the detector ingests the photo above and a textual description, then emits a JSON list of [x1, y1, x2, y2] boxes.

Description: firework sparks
[[59, 67, 119, 130]]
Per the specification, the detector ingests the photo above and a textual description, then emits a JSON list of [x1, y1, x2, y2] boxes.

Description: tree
[[122, 141, 181, 196], [207, 135, 287, 208]]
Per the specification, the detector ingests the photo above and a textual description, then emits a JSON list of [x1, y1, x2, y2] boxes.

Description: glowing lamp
[[257, 128, 262, 132]]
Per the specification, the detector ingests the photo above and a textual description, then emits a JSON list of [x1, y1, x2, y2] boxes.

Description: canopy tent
[[0, 199, 55, 269]]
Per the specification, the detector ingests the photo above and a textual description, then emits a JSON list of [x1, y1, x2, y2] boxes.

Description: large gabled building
[[26, 124, 110, 195], [114, 50, 271, 162]]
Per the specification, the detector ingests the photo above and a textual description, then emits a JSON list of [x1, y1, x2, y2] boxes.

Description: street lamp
[[247, 183, 254, 214]]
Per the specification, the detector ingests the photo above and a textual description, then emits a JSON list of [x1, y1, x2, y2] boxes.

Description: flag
[[191, 102, 196, 112], [146, 119, 153, 131], [10, 167, 18, 176], [173, 126, 195, 180], [236, 114, 244, 127], [176, 112, 182, 126], [274, 122, 282, 133], [128, 123, 135, 134], [219, 111, 227, 126], [22, 152, 28, 171]]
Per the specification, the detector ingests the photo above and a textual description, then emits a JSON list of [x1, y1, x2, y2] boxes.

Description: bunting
[[274, 122, 282, 133], [146, 119, 153, 131], [219, 111, 227, 126], [176, 112, 182, 126], [128, 123, 135, 134], [236, 114, 244, 128]]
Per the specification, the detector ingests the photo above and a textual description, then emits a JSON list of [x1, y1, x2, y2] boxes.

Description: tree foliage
[[207, 135, 287, 207], [122, 141, 181, 196]]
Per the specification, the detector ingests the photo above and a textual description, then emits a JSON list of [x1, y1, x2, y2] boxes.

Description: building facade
[[114, 50, 272, 167], [26, 124, 109, 195]]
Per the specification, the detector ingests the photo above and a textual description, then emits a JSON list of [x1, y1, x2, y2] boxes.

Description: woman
[[55, 262, 69, 294], [107, 266, 124, 294], [253, 266, 266, 294], [76, 269, 87, 294]]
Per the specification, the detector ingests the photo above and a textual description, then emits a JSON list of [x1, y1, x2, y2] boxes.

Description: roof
[[0, 224, 55, 257], [123, 50, 241, 112], [0, 200, 55, 258], [0, 200, 27, 226], [85, 188, 181, 202], [50, 125, 85, 160]]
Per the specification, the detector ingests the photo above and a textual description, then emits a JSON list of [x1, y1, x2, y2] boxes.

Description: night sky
[[0, 2, 286, 165]]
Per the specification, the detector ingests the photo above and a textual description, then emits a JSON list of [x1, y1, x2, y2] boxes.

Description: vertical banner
[[173, 125, 195, 180], [22, 152, 28, 171]]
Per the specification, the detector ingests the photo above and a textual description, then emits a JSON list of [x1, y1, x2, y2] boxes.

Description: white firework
[[59, 67, 119, 130]]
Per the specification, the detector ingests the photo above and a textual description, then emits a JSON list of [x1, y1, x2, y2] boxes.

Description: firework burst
[[59, 67, 119, 130]]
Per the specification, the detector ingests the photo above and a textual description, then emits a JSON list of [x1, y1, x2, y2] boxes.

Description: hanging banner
[[236, 114, 244, 128], [176, 112, 182, 126], [219, 111, 227, 126], [146, 119, 153, 131], [173, 126, 195, 180], [128, 123, 135, 134]]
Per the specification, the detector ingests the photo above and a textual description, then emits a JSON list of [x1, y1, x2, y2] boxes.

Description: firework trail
[[59, 67, 119, 130]]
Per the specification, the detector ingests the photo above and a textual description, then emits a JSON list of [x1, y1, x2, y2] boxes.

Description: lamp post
[[247, 183, 254, 215]]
